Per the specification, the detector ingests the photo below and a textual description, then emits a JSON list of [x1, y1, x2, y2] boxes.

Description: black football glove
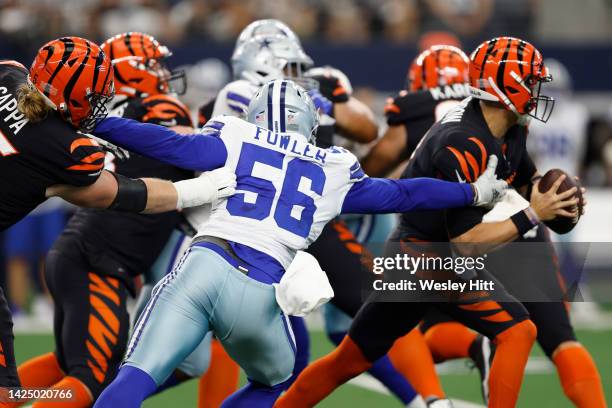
[[309, 74, 350, 103]]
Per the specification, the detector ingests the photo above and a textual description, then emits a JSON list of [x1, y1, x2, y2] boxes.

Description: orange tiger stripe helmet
[[408, 45, 469, 91], [29, 37, 114, 132], [101, 32, 186, 97], [469, 36, 554, 122]]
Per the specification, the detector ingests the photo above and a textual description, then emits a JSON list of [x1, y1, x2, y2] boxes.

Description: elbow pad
[[108, 172, 148, 213]]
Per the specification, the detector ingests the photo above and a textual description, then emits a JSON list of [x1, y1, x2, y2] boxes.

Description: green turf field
[[14, 329, 611, 407]]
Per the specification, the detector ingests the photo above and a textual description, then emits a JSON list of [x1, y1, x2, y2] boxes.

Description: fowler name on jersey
[[252, 126, 328, 164]]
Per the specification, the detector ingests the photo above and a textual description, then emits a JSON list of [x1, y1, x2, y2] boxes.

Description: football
[[537, 168, 583, 234]]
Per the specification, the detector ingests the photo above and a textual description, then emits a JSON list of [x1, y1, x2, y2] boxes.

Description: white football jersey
[[196, 116, 365, 269], [184, 79, 260, 230]]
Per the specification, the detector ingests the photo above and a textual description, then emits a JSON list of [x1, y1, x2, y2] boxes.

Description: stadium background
[[1, 0, 611, 406]]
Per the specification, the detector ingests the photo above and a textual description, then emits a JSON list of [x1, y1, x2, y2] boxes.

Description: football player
[[197, 20, 426, 405], [197, 17, 382, 395], [10, 32, 235, 408], [89, 78, 507, 408], [0, 37, 236, 405], [420, 58, 605, 407], [322, 45, 474, 406], [275, 37, 581, 408]]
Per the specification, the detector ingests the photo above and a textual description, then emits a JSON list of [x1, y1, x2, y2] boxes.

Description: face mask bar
[[80, 91, 113, 132], [166, 69, 187, 95], [151, 59, 187, 95], [283, 61, 318, 91], [526, 75, 555, 123]]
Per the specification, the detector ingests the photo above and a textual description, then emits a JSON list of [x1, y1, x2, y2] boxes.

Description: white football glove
[[174, 167, 236, 210], [471, 155, 508, 207]]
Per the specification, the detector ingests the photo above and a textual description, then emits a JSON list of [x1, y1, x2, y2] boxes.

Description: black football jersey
[[59, 93, 194, 279], [397, 97, 537, 241], [0, 61, 105, 231], [385, 84, 471, 159]]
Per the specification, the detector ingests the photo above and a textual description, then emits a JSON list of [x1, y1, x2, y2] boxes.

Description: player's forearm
[[360, 126, 407, 177], [341, 177, 474, 214], [334, 98, 378, 143], [93, 117, 227, 171], [451, 220, 520, 256], [141, 178, 179, 213]]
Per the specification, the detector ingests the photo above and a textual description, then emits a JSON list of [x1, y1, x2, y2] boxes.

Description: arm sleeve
[[93, 116, 227, 172], [341, 177, 474, 214]]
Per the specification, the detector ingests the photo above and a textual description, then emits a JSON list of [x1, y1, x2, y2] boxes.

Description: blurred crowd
[[0, 0, 559, 48]]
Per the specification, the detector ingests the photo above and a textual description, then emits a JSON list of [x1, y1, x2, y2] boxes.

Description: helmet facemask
[[78, 85, 115, 132], [282, 60, 318, 91], [522, 73, 554, 123], [145, 57, 187, 96]]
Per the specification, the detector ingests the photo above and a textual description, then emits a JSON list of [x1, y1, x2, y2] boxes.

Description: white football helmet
[[232, 35, 314, 88], [247, 79, 319, 144]]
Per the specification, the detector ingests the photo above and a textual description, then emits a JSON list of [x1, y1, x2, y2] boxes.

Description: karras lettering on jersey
[[429, 83, 471, 101]]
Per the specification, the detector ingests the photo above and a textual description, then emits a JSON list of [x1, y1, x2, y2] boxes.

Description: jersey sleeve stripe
[[227, 103, 245, 113], [446, 146, 472, 182], [67, 162, 104, 171], [205, 120, 225, 131], [70, 137, 99, 153], [468, 137, 487, 175], [227, 91, 251, 106], [143, 95, 191, 118], [465, 151, 481, 179], [80, 151, 106, 164]]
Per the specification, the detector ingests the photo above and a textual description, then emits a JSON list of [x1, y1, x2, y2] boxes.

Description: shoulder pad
[[0, 60, 27, 72], [216, 80, 256, 116], [140, 94, 193, 127]]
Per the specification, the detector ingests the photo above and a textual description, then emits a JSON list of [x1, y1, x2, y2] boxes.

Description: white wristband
[[173, 176, 215, 210]]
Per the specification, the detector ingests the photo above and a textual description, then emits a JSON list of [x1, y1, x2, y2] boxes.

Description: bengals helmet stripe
[[408, 45, 470, 92], [43, 37, 75, 97], [30, 36, 114, 131], [469, 36, 554, 122], [63, 40, 92, 107], [102, 32, 185, 97]]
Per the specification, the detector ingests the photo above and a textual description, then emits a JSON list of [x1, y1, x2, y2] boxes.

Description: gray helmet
[[247, 79, 319, 143], [232, 19, 301, 59], [231, 35, 314, 88]]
